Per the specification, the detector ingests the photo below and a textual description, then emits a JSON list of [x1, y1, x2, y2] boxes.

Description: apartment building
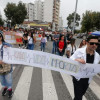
[[43, 0, 54, 23], [53, 0, 60, 30], [34, 0, 44, 22], [44, 0, 60, 31], [25, 0, 60, 30], [25, 3, 34, 21], [58, 17, 63, 31]]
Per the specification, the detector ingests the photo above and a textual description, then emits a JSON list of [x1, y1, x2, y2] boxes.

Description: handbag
[[0, 44, 11, 74], [0, 63, 11, 74]]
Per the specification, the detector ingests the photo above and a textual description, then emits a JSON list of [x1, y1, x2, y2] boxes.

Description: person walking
[[57, 34, 67, 56], [27, 31, 35, 50], [66, 38, 76, 58], [22, 31, 28, 49], [40, 33, 47, 52], [70, 35, 100, 100], [0, 33, 13, 98], [52, 31, 59, 54], [79, 39, 86, 48], [67, 34, 73, 44]]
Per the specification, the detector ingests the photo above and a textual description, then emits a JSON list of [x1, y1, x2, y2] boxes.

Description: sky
[[0, 0, 100, 27]]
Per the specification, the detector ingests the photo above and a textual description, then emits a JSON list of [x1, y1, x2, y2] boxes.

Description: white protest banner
[[3, 47, 100, 78]]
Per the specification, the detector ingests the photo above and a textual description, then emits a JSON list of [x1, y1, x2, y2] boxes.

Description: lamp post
[[72, 0, 78, 34]]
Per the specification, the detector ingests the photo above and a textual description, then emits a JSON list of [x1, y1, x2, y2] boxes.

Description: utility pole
[[72, 0, 78, 34]]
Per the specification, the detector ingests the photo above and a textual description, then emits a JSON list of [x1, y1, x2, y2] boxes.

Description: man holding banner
[[70, 35, 100, 100]]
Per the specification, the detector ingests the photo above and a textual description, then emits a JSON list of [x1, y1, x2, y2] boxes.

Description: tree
[[81, 11, 100, 33], [66, 12, 80, 30], [14, 2, 27, 25], [4, 1, 27, 26], [93, 12, 100, 31], [81, 11, 92, 34], [0, 16, 4, 26]]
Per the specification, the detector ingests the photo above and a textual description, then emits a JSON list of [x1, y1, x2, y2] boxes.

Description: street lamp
[[72, 0, 78, 34]]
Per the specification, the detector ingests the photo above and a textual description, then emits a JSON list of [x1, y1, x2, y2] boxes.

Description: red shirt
[[59, 41, 64, 49]]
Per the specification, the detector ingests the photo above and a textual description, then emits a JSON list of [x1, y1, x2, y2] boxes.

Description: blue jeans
[[41, 42, 46, 52], [27, 44, 34, 50], [52, 41, 57, 54], [0, 72, 12, 88]]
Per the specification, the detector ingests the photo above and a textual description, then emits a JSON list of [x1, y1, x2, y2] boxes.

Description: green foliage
[[0, 16, 4, 26], [81, 11, 100, 33], [4, 1, 27, 26], [81, 11, 92, 33], [66, 12, 80, 29], [4, 3, 16, 20], [74, 29, 80, 34], [94, 12, 100, 31]]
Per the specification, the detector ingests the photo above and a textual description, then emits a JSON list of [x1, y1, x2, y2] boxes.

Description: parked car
[[77, 33, 82, 38]]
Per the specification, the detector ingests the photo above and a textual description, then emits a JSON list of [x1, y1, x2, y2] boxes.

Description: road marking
[[61, 73, 87, 100], [42, 69, 58, 100], [90, 80, 100, 99], [12, 67, 33, 100]]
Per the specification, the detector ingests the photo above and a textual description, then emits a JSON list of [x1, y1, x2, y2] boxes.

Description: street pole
[[72, 0, 78, 34]]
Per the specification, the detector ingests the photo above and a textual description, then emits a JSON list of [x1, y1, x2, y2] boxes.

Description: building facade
[[44, 0, 60, 31], [43, 0, 54, 23], [25, 3, 34, 21], [53, 0, 60, 30], [25, 0, 60, 31], [58, 17, 63, 31], [34, 0, 44, 22]]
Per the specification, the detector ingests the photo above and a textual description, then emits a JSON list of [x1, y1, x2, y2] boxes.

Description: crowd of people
[[0, 26, 100, 100]]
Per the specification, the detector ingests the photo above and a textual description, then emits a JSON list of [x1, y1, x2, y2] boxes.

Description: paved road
[[0, 39, 100, 100]]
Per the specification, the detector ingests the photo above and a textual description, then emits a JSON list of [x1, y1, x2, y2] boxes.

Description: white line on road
[[90, 80, 100, 99], [12, 66, 33, 100], [42, 69, 58, 100], [61, 73, 87, 100]]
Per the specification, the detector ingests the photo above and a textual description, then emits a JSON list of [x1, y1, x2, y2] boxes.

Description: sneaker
[[2, 88, 7, 96], [8, 89, 13, 98]]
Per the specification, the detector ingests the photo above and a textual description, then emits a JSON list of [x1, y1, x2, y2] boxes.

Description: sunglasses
[[89, 42, 99, 45]]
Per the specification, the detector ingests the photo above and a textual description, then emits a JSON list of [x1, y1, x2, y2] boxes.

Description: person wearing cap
[[70, 35, 100, 100], [0, 33, 13, 98]]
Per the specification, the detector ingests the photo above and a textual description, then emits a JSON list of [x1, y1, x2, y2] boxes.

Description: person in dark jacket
[[57, 34, 67, 56]]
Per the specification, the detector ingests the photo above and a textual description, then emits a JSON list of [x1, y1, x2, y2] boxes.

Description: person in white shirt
[[66, 38, 76, 58], [27, 32, 34, 50], [40, 33, 47, 52], [79, 39, 86, 48], [70, 35, 100, 100]]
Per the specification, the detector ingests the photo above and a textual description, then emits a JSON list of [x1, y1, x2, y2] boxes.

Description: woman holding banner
[[70, 35, 100, 100], [0, 33, 13, 98]]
